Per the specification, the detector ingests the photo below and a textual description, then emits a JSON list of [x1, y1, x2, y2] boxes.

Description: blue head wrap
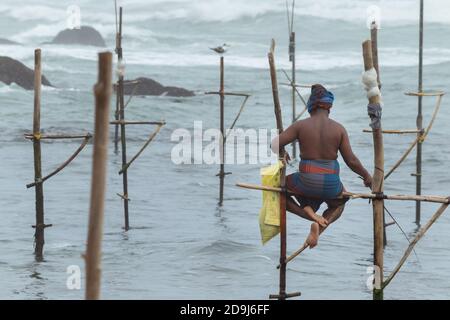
[[307, 84, 334, 113]]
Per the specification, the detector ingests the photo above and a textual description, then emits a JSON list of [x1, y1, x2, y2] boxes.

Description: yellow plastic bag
[[259, 160, 283, 245]]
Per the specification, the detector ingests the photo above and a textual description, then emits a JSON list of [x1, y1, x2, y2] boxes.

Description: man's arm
[[270, 123, 298, 156], [339, 127, 372, 188]]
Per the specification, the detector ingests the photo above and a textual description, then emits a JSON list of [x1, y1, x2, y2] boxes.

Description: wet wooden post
[[268, 40, 300, 300], [218, 56, 225, 206], [113, 6, 123, 154], [32, 48, 45, 261], [362, 40, 384, 300], [289, 31, 297, 159], [85, 51, 112, 300], [269, 40, 286, 300], [116, 7, 130, 230], [415, 0, 424, 225], [370, 22, 387, 247]]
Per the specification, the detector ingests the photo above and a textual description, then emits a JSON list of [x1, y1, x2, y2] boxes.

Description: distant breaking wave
[[1, 0, 450, 25], [2, 43, 450, 71]]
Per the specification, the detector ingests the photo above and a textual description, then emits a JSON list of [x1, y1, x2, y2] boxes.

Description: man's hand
[[282, 151, 291, 164], [363, 175, 373, 189]]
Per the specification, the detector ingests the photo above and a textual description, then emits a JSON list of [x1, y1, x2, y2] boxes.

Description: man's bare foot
[[305, 222, 320, 248], [303, 206, 328, 227], [313, 213, 328, 228]]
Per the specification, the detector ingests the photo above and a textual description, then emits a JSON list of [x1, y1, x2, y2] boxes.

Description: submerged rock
[[123, 77, 195, 97], [0, 56, 52, 90], [49, 26, 106, 47]]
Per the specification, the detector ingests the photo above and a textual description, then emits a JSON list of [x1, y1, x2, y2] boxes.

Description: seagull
[[210, 43, 229, 54]]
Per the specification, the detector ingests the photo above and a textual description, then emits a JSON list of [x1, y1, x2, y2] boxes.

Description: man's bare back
[[276, 108, 371, 183]]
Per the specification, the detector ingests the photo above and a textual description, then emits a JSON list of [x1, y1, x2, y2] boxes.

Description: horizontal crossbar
[[362, 129, 421, 134], [204, 91, 250, 97], [110, 120, 166, 126], [405, 91, 445, 97], [236, 182, 450, 204], [24, 133, 92, 140]]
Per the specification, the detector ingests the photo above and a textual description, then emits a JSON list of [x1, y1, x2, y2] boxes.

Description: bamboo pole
[[115, 7, 130, 230], [235, 183, 450, 204], [268, 39, 286, 300], [405, 91, 444, 97], [281, 70, 308, 111], [113, 6, 123, 154], [267, 40, 300, 300], [362, 129, 420, 134], [24, 133, 92, 140], [370, 23, 387, 247], [119, 123, 164, 175], [280, 83, 313, 89], [416, 0, 424, 225], [226, 95, 250, 134], [205, 91, 249, 97], [362, 40, 384, 300], [32, 49, 45, 261], [385, 93, 442, 180], [218, 56, 225, 206], [26, 136, 91, 188], [382, 201, 449, 289], [110, 120, 165, 126], [290, 31, 297, 159], [85, 51, 112, 300]]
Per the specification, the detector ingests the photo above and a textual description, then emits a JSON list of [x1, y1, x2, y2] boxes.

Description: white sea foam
[[122, 47, 450, 70], [2, 0, 450, 25]]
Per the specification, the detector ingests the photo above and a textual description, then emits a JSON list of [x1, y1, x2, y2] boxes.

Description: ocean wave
[[123, 47, 450, 70], [2, 0, 450, 25]]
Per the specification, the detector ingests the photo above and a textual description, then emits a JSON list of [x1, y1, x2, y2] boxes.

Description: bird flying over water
[[210, 43, 229, 54]]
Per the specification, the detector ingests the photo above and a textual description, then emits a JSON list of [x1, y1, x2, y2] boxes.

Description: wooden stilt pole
[[219, 56, 225, 206], [290, 31, 297, 159], [116, 7, 130, 230], [85, 51, 112, 300], [362, 40, 384, 300], [268, 40, 300, 300], [269, 40, 286, 300], [370, 22, 387, 247], [32, 49, 45, 261], [113, 5, 122, 154], [416, 0, 424, 225]]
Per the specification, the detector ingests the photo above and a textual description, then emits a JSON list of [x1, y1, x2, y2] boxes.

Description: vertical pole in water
[[218, 56, 225, 206], [290, 31, 296, 159], [117, 7, 130, 230], [269, 40, 286, 299], [370, 22, 387, 247], [362, 40, 384, 300], [416, 0, 424, 225], [113, 7, 123, 154], [86, 51, 112, 300], [33, 49, 45, 261]]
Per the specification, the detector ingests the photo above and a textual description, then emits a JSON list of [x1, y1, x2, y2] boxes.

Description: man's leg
[[305, 198, 347, 248], [286, 196, 312, 221], [320, 198, 347, 233], [286, 196, 327, 225]]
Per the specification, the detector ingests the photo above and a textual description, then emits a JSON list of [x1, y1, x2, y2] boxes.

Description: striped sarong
[[286, 159, 343, 211]]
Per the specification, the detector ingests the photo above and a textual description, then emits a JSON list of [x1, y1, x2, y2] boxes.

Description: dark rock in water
[[49, 26, 106, 47], [123, 77, 195, 97], [0, 56, 52, 90], [0, 38, 19, 45]]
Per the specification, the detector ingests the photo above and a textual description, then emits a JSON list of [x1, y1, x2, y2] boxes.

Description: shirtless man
[[272, 84, 372, 248]]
